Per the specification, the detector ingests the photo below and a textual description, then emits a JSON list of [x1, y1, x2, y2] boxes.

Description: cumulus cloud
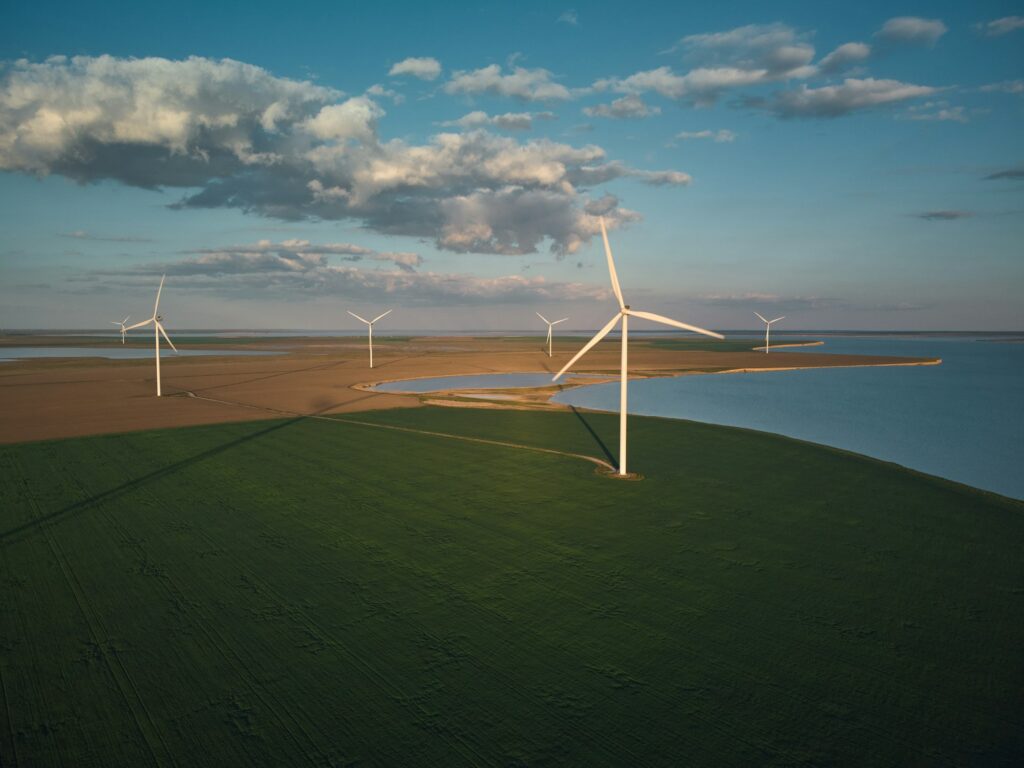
[[914, 210, 972, 221], [444, 64, 572, 101], [758, 78, 938, 118], [388, 57, 441, 80], [557, 10, 578, 26], [974, 16, 1024, 36], [439, 110, 556, 131], [595, 24, 818, 106], [583, 94, 660, 119], [877, 17, 948, 46], [676, 129, 736, 142], [679, 23, 816, 75], [819, 42, 871, 73], [1, 55, 690, 257]]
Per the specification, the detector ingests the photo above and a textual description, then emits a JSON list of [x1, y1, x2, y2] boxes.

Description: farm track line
[[34, 447, 175, 768], [183, 390, 616, 474], [56, 444, 331, 768]]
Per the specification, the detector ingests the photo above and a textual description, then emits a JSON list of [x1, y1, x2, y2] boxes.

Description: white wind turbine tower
[[111, 315, 130, 344], [124, 275, 177, 396], [536, 312, 568, 358], [554, 218, 723, 477], [754, 312, 785, 353], [347, 309, 392, 368]]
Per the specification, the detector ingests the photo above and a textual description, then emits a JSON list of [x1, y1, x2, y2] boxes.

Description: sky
[[0, 0, 1021, 331]]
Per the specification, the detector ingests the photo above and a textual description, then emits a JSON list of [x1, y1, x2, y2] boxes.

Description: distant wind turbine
[[348, 309, 392, 368], [111, 315, 130, 344], [536, 312, 568, 358], [554, 218, 723, 476], [124, 275, 177, 396], [754, 312, 785, 353]]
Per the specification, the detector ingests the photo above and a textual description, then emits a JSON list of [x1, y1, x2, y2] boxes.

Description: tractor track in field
[[30, 448, 176, 768], [180, 389, 617, 474]]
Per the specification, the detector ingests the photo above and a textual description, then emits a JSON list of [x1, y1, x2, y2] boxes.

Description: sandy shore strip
[[0, 334, 940, 444]]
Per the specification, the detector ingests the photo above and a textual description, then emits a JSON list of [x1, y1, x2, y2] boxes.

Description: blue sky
[[1, 0, 1021, 330]]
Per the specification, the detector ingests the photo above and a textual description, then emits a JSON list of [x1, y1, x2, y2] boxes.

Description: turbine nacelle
[[553, 217, 723, 475]]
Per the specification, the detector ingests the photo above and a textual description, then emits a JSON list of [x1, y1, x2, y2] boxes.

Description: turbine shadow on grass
[[1, 416, 305, 545], [568, 405, 615, 467]]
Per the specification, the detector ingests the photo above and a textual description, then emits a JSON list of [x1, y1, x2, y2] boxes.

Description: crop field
[[1, 407, 1022, 766]]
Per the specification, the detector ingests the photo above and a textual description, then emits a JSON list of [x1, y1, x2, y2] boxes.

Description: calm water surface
[[553, 337, 1024, 500]]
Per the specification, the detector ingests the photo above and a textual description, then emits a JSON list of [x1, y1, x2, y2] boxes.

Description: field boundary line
[[184, 391, 617, 473]]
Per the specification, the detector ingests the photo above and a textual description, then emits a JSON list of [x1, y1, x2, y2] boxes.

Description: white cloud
[[0, 55, 338, 178], [762, 78, 938, 118], [444, 64, 572, 101], [301, 97, 383, 142], [181, 239, 423, 272], [0, 55, 691, 257], [974, 16, 1024, 36], [61, 230, 153, 242], [877, 17, 948, 46], [439, 110, 556, 131], [595, 24, 819, 107], [679, 23, 816, 75], [903, 102, 968, 123], [980, 80, 1024, 94], [583, 94, 660, 119], [676, 129, 736, 143], [557, 10, 578, 26], [388, 57, 441, 81], [103, 258, 609, 305], [819, 42, 871, 73]]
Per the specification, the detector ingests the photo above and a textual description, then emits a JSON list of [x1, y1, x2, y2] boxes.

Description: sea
[[552, 335, 1024, 500]]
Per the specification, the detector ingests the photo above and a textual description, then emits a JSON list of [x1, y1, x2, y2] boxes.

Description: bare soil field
[[0, 334, 939, 444]]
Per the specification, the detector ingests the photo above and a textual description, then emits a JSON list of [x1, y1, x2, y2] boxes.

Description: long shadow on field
[[569, 405, 615, 467], [1, 417, 304, 545], [185, 357, 349, 396]]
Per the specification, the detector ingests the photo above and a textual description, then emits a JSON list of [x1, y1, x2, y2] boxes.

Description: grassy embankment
[[1, 407, 1021, 766]]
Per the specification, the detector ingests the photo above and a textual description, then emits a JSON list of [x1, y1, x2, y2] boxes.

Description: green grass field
[[1, 407, 1021, 766]]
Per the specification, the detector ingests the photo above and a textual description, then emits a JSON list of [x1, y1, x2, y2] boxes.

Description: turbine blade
[[627, 309, 724, 340], [552, 317, 569, 325], [157, 321, 177, 352], [371, 309, 393, 324], [347, 310, 370, 325], [536, 312, 549, 324], [110, 321, 121, 325], [599, 217, 625, 310], [771, 316, 785, 324], [124, 319, 153, 332], [754, 311, 768, 324], [123, 315, 130, 324], [553, 313, 621, 380], [153, 274, 165, 315]]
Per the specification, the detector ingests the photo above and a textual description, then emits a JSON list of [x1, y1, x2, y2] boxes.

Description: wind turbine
[[554, 218, 723, 477], [124, 275, 177, 396], [111, 316, 130, 344], [536, 312, 568, 358], [754, 312, 785, 353], [347, 309, 392, 368]]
